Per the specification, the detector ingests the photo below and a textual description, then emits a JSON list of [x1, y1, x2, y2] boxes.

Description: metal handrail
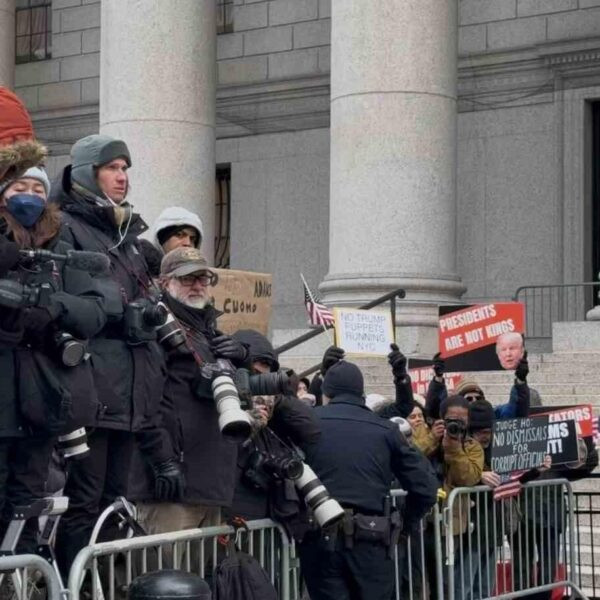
[[512, 281, 599, 301], [512, 281, 599, 342], [274, 288, 406, 356]]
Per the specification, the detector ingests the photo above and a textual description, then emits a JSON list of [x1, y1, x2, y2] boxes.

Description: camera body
[[244, 448, 304, 491], [0, 279, 53, 309], [445, 418, 467, 440], [123, 299, 168, 344]]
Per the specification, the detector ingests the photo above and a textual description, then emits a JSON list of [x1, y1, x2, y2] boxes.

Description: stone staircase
[[282, 350, 600, 409]]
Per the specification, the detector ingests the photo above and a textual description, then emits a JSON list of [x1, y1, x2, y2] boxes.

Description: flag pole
[[301, 272, 334, 345]]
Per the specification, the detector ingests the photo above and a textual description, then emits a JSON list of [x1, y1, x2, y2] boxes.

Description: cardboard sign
[[439, 303, 525, 372], [491, 415, 579, 474], [530, 404, 594, 439], [333, 308, 395, 357], [211, 269, 272, 335]]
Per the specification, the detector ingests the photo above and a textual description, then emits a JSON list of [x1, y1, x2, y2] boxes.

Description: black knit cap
[[322, 360, 364, 399], [469, 399, 495, 431]]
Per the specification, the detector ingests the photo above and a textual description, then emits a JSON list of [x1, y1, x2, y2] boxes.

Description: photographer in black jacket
[[52, 135, 167, 573], [228, 329, 321, 525], [129, 246, 249, 535], [0, 166, 106, 552]]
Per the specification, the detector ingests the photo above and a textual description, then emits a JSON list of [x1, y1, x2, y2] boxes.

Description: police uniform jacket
[[306, 393, 439, 527]]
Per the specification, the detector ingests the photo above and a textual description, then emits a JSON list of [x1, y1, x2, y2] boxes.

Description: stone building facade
[[2, 0, 600, 354]]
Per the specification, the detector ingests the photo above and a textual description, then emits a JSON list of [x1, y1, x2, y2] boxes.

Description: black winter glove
[[153, 459, 186, 502], [211, 335, 248, 363], [388, 343, 407, 378], [515, 351, 529, 383], [321, 345, 345, 375], [0, 235, 20, 277], [432, 352, 445, 378]]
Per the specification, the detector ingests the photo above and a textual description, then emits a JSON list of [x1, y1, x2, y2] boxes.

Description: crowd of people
[[0, 86, 598, 600]]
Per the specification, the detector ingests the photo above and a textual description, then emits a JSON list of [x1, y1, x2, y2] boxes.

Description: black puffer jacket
[[129, 296, 240, 506], [0, 236, 106, 438], [51, 167, 166, 432]]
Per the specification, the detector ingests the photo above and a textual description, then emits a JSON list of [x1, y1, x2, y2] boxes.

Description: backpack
[[213, 541, 278, 600]]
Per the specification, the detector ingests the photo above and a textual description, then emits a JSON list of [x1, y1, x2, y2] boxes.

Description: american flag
[[493, 472, 524, 501], [303, 279, 335, 327]]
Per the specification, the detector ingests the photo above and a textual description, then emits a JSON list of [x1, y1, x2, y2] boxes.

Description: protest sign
[[333, 308, 394, 357], [407, 361, 463, 396], [530, 404, 594, 438], [491, 415, 579, 474], [211, 269, 272, 335], [439, 303, 525, 372]]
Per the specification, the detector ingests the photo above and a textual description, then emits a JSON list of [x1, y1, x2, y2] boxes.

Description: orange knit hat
[[0, 87, 35, 146], [0, 87, 46, 185]]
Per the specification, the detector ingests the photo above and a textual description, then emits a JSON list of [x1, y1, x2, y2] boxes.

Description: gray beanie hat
[[0, 165, 50, 198], [70, 134, 131, 198]]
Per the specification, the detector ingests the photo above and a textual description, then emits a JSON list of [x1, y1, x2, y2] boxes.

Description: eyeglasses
[[176, 272, 215, 286]]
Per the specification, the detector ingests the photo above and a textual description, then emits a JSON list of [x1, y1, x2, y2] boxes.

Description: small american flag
[[303, 278, 335, 327], [493, 472, 524, 501]]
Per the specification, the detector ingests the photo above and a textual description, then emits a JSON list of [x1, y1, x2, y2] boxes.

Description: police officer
[[298, 353, 439, 600]]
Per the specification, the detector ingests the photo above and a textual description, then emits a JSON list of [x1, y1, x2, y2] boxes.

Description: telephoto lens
[[53, 331, 86, 367], [57, 427, 90, 460], [156, 310, 186, 350], [294, 463, 345, 528], [248, 370, 290, 396], [210, 373, 253, 441]]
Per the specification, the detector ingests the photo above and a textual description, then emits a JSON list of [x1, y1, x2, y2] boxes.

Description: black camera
[[123, 299, 168, 344], [244, 449, 304, 491], [0, 279, 52, 309], [445, 418, 467, 440]]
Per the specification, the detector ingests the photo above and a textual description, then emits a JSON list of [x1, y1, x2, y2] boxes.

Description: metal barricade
[[568, 482, 600, 598], [390, 488, 445, 600], [67, 519, 291, 600], [445, 479, 589, 600], [0, 554, 64, 600]]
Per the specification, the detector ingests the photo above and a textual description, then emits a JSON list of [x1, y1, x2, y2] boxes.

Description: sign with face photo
[[438, 303, 526, 372]]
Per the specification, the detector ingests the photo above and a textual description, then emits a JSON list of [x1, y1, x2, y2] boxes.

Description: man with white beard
[[129, 246, 250, 540]]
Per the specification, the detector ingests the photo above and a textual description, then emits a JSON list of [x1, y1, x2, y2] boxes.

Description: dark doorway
[[592, 102, 600, 283]]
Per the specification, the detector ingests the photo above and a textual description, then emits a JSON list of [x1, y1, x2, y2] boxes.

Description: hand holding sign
[[321, 345, 345, 375], [388, 344, 407, 379], [514, 350, 529, 383], [480, 471, 502, 488], [432, 352, 445, 379]]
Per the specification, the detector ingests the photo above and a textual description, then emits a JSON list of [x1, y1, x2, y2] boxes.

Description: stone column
[[0, 0, 15, 88], [99, 0, 216, 262], [322, 0, 464, 353]]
